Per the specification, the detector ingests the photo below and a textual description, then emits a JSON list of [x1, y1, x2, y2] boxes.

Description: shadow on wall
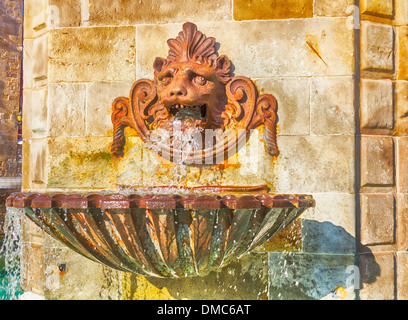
[[129, 220, 380, 300], [269, 220, 380, 300]]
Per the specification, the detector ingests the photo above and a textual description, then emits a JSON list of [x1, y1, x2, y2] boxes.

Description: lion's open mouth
[[168, 104, 207, 120]]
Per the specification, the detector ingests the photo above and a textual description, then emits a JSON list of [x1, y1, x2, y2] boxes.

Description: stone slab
[[87, 0, 231, 26], [233, 0, 313, 20], [49, 27, 136, 83], [273, 135, 355, 194], [136, 19, 354, 80]]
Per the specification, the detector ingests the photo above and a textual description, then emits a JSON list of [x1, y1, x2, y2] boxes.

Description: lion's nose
[[170, 86, 187, 97]]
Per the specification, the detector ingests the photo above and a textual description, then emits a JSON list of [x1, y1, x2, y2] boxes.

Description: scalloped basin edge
[[6, 192, 315, 278]]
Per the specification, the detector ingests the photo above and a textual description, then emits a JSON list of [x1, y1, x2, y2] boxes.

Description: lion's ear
[[153, 57, 167, 75], [216, 55, 231, 83]]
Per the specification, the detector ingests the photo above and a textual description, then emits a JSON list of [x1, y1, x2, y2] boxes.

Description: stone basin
[[6, 192, 314, 278]]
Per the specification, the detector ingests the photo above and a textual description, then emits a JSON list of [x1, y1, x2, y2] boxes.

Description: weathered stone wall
[[0, 0, 23, 246], [0, 0, 22, 179], [19, 0, 408, 300], [357, 0, 408, 300]]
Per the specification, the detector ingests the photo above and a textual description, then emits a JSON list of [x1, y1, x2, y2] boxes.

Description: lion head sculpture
[[111, 22, 278, 165]]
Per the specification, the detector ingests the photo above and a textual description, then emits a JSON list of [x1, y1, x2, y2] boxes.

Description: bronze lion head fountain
[[111, 22, 279, 164], [7, 23, 314, 278]]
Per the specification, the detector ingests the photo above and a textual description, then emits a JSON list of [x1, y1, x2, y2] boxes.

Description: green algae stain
[[47, 150, 116, 189]]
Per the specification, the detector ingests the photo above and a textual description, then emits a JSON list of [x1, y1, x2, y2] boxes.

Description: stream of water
[[0, 207, 23, 300]]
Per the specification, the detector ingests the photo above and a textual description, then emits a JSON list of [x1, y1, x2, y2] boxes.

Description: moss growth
[[47, 149, 115, 189]]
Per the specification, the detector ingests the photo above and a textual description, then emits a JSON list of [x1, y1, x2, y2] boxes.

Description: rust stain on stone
[[305, 35, 328, 66]]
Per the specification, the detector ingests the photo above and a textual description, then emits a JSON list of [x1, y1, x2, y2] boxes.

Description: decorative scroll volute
[[110, 22, 279, 163], [130, 79, 158, 138], [111, 97, 131, 158]]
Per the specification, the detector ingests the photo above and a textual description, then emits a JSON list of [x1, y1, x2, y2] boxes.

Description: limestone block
[[396, 81, 408, 135], [361, 21, 394, 72], [314, 0, 355, 17], [397, 137, 408, 193], [47, 137, 116, 189], [43, 246, 123, 300], [360, 79, 394, 131], [361, 136, 395, 187], [22, 87, 48, 139], [21, 242, 45, 295], [397, 252, 408, 300], [21, 140, 30, 190], [22, 215, 44, 246], [360, 194, 395, 246], [233, 0, 313, 20], [359, 252, 395, 300], [28, 138, 48, 190], [395, 0, 408, 25], [301, 193, 356, 254], [32, 33, 48, 88], [86, 81, 133, 137], [114, 136, 147, 189], [310, 77, 355, 135], [269, 253, 356, 300], [24, 0, 49, 39], [396, 194, 408, 250], [49, 27, 136, 83], [23, 35, 48, 89], [361, 0, 394, 18], [273, 135, 355, 194], [0, 48, 22, 113], [254, 78, 310, 136], [87, 0, 231, 26], [31, 88, 48, 137], [48, 83, 86, 137], [48, 0, 81, 28], [23, 39, 33, 89], [396, 27, 408, 80], [136, 19, 354, 80]]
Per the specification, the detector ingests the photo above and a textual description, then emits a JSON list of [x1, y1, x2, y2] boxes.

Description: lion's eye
[[193, 76, 207, 86], [161, 76, 172, 86]]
